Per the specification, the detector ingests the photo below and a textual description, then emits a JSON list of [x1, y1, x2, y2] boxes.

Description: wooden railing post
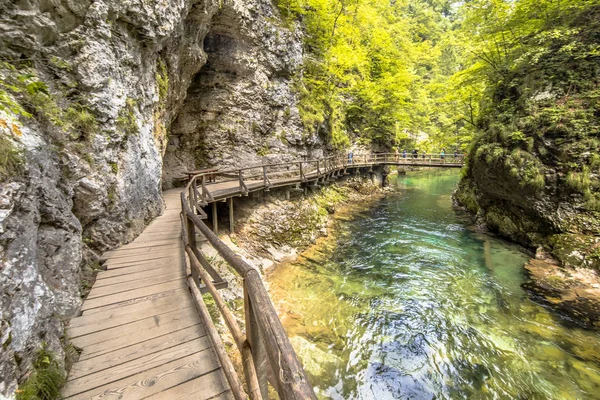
[[201, 175, 207, 204], [299, 162, 304, 181], [189, 182, 195, 210], [187, 216, 200, 286], [317, 160, 321, 175], [244, 281, 269, 399], [239, 170, 248, 195], [263, 166, 269, 189]]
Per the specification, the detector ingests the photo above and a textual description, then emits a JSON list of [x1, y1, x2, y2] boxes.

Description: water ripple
[[269, 171, 600, 399]]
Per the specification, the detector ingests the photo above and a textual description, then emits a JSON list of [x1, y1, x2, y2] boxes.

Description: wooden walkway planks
[[63, 189, 232, 400]]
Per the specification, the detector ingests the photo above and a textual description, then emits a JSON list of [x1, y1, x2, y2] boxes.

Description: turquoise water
[[268, 170, 600, 399]]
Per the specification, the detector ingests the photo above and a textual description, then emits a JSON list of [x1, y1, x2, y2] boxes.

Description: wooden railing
[[178, 152, 463, 399], [180, 189, 317, 400], [186, 153, 463, 207]]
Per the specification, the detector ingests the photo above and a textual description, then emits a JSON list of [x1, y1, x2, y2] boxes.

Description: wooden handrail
[[180, 191, 317, 399], [178, 151, 464, 398]]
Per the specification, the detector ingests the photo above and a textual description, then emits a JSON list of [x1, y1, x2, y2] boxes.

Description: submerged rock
[[522, 258, 600, 329]]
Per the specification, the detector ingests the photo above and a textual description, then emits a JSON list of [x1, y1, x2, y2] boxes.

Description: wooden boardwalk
[[63, 189, 233, 400], [62, 153, 462, 400]]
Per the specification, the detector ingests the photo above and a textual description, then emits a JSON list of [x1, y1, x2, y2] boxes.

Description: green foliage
[[109, 162, 118, 174], [64, 106, 98, 141], [314, 185, 349, 215], [505, 149, 545, 191], [0, 63, 33, 118], [49, 57, 72, 72], [0, 135, 24, 182], [565, 169, 590, 193], [16, 343, 66, 400], [1, 63, 100, 144], [116, 98, 138, 136], [202, 293, 221, 322], [156, 58, 169, 101], [256, 146, 269, 157], [279, 0, 477, 150]]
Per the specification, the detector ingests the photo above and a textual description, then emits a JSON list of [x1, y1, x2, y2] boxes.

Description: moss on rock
[[453, 5, 600, 273]]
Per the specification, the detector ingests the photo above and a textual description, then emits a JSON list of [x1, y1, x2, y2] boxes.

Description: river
[[267, 169, 600, 400]]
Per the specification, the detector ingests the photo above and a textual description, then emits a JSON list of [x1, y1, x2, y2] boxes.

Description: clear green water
[[268, 170, 600, 400]]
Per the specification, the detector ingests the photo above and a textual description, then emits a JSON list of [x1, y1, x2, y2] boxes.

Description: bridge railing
[[179, 152, 464, 398], [180, 184, 318, 400], [187, 153, 463, 207]]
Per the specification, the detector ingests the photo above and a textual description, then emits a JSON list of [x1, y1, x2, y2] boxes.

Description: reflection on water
[[268, 170, 600, 400]]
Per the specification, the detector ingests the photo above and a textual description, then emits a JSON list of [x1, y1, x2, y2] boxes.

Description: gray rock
[[0, 0, 324, 395]]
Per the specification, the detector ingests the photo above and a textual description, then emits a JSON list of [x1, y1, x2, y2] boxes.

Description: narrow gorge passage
[[269, 170, 600, 399]]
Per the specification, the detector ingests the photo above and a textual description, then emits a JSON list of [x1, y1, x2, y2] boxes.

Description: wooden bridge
[[63, 153, 462, 399]]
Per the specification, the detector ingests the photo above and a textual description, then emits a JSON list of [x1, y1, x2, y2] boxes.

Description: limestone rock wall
[[162, 2, 326, 188], [0, 0, 310, 395]]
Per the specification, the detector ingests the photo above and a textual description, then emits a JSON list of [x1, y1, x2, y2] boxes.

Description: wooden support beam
[[229, 197, 234, 234], [212, 202, 218, 235], [199, 281, 228, 293]]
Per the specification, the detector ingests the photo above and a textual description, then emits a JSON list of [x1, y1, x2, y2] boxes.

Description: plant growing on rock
[[116, 98, 139, 136], [0, 135, 24, 182], [16, 343, 66, 400], [64, 106, 98, 141], [155, 58, 169, 101]]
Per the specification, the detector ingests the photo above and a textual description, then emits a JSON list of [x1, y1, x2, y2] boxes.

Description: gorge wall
[[454, 6, 600, 272], [0, 0, 319, 395]]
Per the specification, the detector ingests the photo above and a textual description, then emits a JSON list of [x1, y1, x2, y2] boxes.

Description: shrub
[[16, 343, 66, 400], [0, 135, 23, 182], [116, 98, 138, 136], [565, 166, 591, 193], [64, 106, 97, 141]]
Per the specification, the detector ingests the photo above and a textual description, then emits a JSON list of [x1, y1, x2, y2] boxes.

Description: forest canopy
[[277, 0, 600, 153]]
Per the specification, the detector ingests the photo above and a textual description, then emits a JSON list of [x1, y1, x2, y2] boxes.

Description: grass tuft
[[16, 343, 66, 400], [0, 135, 24, 182]]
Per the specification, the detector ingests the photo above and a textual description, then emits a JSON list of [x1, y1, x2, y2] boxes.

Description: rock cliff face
[[161, 3, 326, 188], [453, 7, 600, 273], [0, 0, 313, 395]]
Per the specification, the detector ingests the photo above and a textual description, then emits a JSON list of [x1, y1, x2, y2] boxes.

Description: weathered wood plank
[[96, 260, 177, 278], [80, 286, 187, 316], [65, 338, 212, 396], [63, 352, 220, 399], [86, 275, 183, 300], [80, 280, 186, 312], [103, 243, 181, 258], [115, 239, 180, 251], [77, 307, 201, 360], [69, 292, 193, 336], [93, 268, 184, 288], [101, 248, 182, 263], [103, 254, 178, 269], [69, 325, 206, 379], [71, 306, 198, 348], [144, 368, 231, 400]]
